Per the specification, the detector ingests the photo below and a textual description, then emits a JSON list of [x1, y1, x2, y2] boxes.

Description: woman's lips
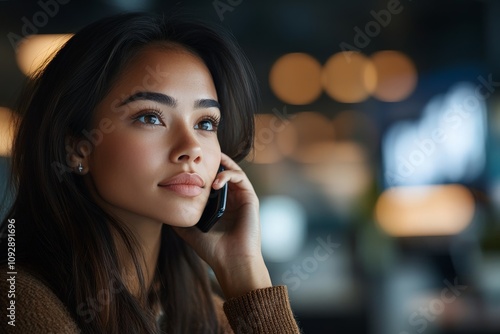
[[161, 184, 203, 197], [158, 173, 205, 197]]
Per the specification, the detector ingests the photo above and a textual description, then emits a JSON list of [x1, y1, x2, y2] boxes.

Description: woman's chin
[[161, 217, 200, 228]]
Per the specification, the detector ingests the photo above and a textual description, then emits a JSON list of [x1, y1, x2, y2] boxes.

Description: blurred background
[[1, 0, 499, 333]]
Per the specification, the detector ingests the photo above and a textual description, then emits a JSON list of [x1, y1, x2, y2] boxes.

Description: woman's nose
[[169, 124, 202, 164]]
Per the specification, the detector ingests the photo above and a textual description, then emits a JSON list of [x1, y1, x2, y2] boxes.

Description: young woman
[[0, 13, 300, 333]]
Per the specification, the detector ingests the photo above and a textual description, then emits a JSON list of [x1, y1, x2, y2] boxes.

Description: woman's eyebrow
[[119, 92, 220, 110], [119, 91, 177, 107], [194, 99, 220, 110]]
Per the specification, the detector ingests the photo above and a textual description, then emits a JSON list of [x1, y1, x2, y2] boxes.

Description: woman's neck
[[111, 218, 162, 298]]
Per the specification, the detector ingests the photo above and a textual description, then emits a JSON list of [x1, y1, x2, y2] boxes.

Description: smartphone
[[196, 166, 227, 232]]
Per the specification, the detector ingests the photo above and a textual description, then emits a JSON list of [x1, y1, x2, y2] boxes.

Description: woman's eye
[[195, 119, 217, 131], [136, 114, 162, 125]]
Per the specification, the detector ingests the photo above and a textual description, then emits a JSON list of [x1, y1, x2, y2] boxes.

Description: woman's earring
[[77, 163, 83, 173]]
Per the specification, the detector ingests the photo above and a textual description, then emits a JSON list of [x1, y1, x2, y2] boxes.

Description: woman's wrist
[[215, 257, 272, 299]]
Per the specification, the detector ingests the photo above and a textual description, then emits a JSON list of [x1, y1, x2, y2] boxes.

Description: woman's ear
[[65, 136, 92, 174]]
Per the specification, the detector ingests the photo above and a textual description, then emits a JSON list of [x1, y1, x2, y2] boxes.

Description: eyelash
[[199, 114, 221, 132], [132, 108, 165, 126], [131, 109, 221, 131]]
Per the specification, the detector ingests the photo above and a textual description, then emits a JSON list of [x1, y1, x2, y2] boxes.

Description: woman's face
[[85, 45, 222, 227]]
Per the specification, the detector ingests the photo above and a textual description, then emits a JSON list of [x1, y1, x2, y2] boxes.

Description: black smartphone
[[195, 166, 227, 232]]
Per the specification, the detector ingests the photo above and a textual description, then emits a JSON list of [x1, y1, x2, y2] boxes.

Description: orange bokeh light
[[248, 114, 298, 164], [288, 112, 335, 163], [269, 53, 323, 105], [370, 50, 417, 102], [0, 107, 18, 156], [16, 34, 72, 76], [322, 52, 377, 103], [375, 184, 474, 237]]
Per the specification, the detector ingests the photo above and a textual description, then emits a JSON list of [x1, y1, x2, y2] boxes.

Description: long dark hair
[[0, 12, 258, 333]]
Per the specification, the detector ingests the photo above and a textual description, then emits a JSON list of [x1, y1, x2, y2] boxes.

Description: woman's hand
[[172, 153, 272, 299]]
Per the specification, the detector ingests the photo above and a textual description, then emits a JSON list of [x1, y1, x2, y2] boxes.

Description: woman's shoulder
[[0, 265, 80, 333]]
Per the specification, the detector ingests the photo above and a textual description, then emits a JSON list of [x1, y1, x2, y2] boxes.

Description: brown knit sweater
[[0, 267, 300, 333]]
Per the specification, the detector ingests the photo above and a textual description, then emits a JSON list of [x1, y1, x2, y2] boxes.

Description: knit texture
[[0, 267, 300, 333], [223, 286, 300, 334], [1, 268, 80, 334]]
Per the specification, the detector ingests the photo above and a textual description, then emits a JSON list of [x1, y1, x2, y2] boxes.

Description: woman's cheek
[[91, 132, 164, 184]]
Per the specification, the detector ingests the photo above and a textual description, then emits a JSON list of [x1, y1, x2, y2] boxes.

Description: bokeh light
[[248, 114, 284, 164], [321, 51, 377, 103], [0, 107, 18, 156], [382, 82, 486, 187], [260, 196, 307, 262], [303, 141, 372, 215], [248, 113, 298, 164], [16, 34, 73, 76], [370, 50, 417, 102], [275, 116, 299, 157], [288, 112, 335, 163], [269, 53, 323, 105], [375, 184, 475, 237]]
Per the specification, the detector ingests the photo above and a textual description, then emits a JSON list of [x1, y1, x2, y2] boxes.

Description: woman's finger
[[212, 153, 250, 190], [219, 152, 242, 171]]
